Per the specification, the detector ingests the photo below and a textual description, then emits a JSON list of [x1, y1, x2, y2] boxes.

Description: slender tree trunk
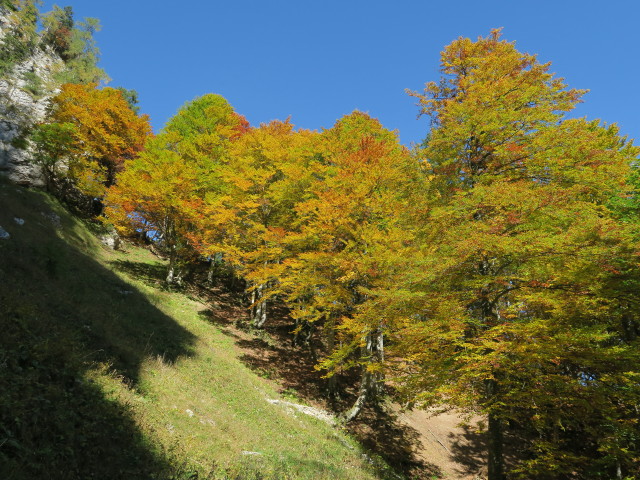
[[207, 257, 217, 285], [487, 412, 505, 480], [292, 317, 302, 346], [207, 253, 225, 286], [166, 245, 182, 286], [306, 321, 317, 362], [343, 327, 384, 422], [325, 323, 339, 400], [343, 367, 373, 422], [374, 328, 384, 398], [292, 317, 317, 360], [229, 272, 240, 291], [250, 283, 267, 328], [621, 312, 639, 342]]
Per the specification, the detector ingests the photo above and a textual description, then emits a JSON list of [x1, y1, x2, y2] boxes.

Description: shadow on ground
[[354, 407, 444, 479], [0, 184, 196, 479], [109, 258, 167, 287], [448, 422, 521, 479], [448, 423, 487, 478]]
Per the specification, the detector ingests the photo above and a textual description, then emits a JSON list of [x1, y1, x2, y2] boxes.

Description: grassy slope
[[0, 181, 398, 480]]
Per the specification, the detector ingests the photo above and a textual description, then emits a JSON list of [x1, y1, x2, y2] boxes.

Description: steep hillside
[[0, 180, 400, 480]]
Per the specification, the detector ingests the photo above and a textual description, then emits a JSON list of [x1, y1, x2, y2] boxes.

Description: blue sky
[[42, 0, 639, 147]]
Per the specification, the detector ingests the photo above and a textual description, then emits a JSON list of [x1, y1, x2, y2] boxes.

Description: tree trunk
[[228, 272, 240, 291], [343, 368, 372, 422], [486, 379, 505, 480], [487, 412, 505, 480], [343, 327, 384, 422], [250, 283, 267, 328], [165, 245, 182, 286], [293, 318, 318, 362], [206, 253, 224, 285], [325, 324, 339, 400], [621, 312, 639, 342], [207, 259, 215, 284]]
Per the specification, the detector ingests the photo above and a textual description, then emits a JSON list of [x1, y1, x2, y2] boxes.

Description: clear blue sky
[[42, 0, 640, 147]]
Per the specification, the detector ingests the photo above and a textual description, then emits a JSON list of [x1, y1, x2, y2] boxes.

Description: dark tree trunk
[[206, 259, 216, 285], [486, 378, 505, 480], [487, 412, 505, 480], [325, 324, 338, 400], [292, 318, 317, 362]]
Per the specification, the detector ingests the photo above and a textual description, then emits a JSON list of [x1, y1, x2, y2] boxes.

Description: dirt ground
[[393, 407, 487, 479]]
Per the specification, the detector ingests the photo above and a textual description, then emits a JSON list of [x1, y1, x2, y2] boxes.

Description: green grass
[[0, 180, 399, 479]]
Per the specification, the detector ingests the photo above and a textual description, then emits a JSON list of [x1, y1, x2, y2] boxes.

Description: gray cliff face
[[0, 10, 63, 187]]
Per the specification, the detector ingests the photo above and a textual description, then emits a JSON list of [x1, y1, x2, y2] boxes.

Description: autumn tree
[[280, 112, 421, 416], [105, 93, 247, 284], [41, 6, 108, 85], [32, 83, 151, 204], [397, 30, 640, 479], [40, 5, 73, 59], [185, 119, 319, 326]]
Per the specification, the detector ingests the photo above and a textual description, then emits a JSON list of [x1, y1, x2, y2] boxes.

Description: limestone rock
[[99, 231, 121, 250], [0, 10, 63, 187], [266, 398, 336, 425]]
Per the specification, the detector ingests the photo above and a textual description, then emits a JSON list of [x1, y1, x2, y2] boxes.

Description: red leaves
[[505, 142, 523, 153], [230, 113, 251, 139]]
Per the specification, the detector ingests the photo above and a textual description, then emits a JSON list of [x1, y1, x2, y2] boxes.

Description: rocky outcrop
[[0, 10, 63, 187]]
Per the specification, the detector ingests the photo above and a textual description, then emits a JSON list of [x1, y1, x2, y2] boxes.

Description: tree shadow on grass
[[109, 258, 168, 288], [0, 185, 197, 479]]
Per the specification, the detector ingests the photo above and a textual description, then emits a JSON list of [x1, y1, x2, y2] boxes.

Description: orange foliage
[[49, 83, 151, 195]]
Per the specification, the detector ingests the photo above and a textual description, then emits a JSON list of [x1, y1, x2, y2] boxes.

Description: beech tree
[[188, 119, 318, 327], [91, 26, 639, 479], [282, 112, 420, 416], [397, 30, 640, 479], [105, 94, 247, 284]]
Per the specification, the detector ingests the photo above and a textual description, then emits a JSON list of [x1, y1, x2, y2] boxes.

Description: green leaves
[[41, 7, 109, 85], [105, 94, 245, 285], [0, 1, 39, 77]]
